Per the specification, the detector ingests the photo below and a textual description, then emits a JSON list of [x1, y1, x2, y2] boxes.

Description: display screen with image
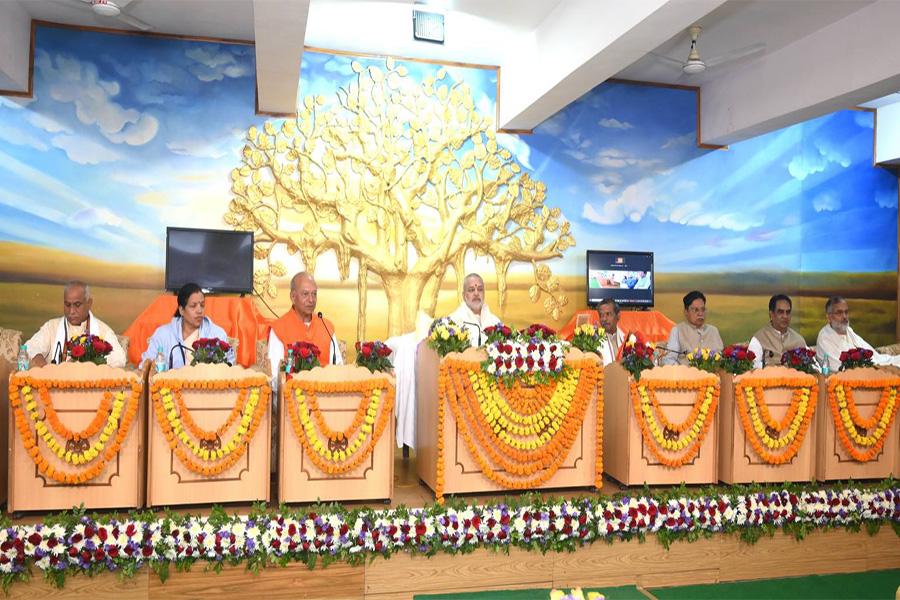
[[586, 250, 654, 307], [165, 227, 254, 294]]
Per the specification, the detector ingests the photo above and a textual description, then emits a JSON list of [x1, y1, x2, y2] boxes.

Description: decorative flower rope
[[630, 376, 719, 468], [8, 375, 141, 484], [284, 378, 394, 475], [436, 357, 602, 502], [826, 376, 899, 462], [150, 377, 270, 477], [734, 375, 818, 464]]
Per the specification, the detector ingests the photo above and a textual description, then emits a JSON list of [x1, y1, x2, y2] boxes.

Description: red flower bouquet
[[483, 323, 514, 344], [721, 343, 756, 375], [191, 337, 231, 365], [65, 334, 113, 365], [839, 347, 874, 371], [780, 347, 818, 375], [621, 337, 656, 381], [355, 340, 393, 373], [286, 341, 322, 373]]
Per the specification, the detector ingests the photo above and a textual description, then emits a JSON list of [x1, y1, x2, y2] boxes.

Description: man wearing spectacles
[[24, 280, 126, 368], [661, 290, 723, 366]]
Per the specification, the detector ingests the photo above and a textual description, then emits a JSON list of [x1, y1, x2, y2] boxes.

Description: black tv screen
[[165, 227, 254, 294], [586, 250, 654, 308]]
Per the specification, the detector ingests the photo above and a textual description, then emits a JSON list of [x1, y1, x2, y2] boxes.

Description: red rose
[[299, 347, 310, 358], [361, 345, 372, 357], [791, 355, 800, 365], [218, 340, 229, 350], [850, 350, 861, 361], [379, 346, 391, 357], [70, 345, 85, 358], [92, 339, 105, 352], [737, 350, 746, 360]]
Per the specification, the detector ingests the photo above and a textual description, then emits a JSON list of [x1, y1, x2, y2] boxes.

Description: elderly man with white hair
[[816, 295, 900, 372], [447, 273, 502, 347], [24, 280, 126, 368]]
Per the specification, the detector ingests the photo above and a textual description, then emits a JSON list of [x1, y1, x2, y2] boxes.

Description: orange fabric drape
[[558, 309, 674, 344], [270, 310, 337, 366], [123, 295, 272, 367]]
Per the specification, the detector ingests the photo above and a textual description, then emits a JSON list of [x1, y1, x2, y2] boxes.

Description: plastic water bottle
[[285, 349, 294, 374], [154, 346, 167, 373], [821, 354, 831, 376], [16, 344, 29, 372]]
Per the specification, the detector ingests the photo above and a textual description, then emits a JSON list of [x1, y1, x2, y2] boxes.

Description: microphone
[[52, 340, 64, 364], [761, 350, 774, 368], [317, 311, 338, 364], [462, 321, 483, 346], [168, 343, 192, 369]]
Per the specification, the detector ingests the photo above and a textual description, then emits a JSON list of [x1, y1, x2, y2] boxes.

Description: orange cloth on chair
[[124, 295, 272, 367], [559, 309, 675, 344], [269, 310, 337, 366]]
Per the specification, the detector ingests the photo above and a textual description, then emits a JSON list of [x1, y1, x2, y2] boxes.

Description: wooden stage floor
[[4, 448, 899, 599]]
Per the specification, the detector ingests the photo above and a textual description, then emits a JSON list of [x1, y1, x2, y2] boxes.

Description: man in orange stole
[[267, 272, 342, 376]]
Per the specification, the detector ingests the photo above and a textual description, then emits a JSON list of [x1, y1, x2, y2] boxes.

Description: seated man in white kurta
[[816, 295, 900, 372], [25, 280, 126, 368], [448, 273, 501, 347], [597, 297, 626, 366], [661, 290, 724, 366]]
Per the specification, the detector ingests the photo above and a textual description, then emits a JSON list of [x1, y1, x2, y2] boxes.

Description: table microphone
[[462, 321, 483, 346], [168, 343, 192, 369], [52, 340, 64, 364], [317, 311, 337, 364]]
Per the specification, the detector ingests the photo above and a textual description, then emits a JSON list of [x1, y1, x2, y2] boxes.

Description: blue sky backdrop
[[0, 26, 895, 277]]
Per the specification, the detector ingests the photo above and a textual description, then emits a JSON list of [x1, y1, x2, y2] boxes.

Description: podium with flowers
[[603, 361, 719, 486], [278, 362, 395, 503], [416, 321, 603, 502], [7, 362, 145, 511], [146, 363, 272, 506], [815, 364, 900, 481], [718, 366, 819, 483]]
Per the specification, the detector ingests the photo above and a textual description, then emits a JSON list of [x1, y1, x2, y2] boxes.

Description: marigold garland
[[630, 376, 719, 468], [150, 376, 270, 477], [826, 376, 900, 462], [734, 376, 818, 464], [284, 377, 395, 475], [435, 357, 602, 502], [8, 374, 141, 484]]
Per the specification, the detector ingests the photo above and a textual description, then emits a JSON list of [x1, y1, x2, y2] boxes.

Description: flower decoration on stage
[[427, 317, 471, 357], [2, 483, 895, 589], [482, 323, 567, 385], [621, 334, 655, 381], [150, 375, 270, 476], [285, 377, 394, 473], [8, 373, 141, 484], [190, 338, 231, 366], [571, 323, 607, 355], [826, 375, 899, 462], [438, 354, 602, 502], [65, 334, 113, 365], [550, 589, 605, 600], [483, 323, 514, 344], [355, 340, 393, 373], [286, 341, 322, 373], [720, 344, 756, 375], [735, 374, 818, 464], [686, 347, 722, 374], [781, 347, 819, 375], [838, 347, 874, 371]]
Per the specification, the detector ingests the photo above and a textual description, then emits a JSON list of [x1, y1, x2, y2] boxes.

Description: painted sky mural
[[0, 25, 896, 345]]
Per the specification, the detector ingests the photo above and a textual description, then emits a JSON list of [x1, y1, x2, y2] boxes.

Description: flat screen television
[[586, 249, 654, 308], [165, 227, 254, 294]]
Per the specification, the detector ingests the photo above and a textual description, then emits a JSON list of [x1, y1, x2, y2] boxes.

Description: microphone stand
[[317, 311, 338, 364], [168, 343, 192, 369], [462, 321, 483, 346]]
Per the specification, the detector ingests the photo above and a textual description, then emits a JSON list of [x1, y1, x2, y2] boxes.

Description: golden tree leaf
[[368, 66, 384, 83], [528, 285, 539, 302], [264, 121, 276, 136], [270, 261, 287, 277], [552, 307, 560, 320], [351, 61, 362, 73], [304, 96, 314, 110], [536, 264, 551, 281], [436, 68, 447, 80], [386, 56, 395, 70], [510, 163, 521, 174], [397, 65, 408, 76]]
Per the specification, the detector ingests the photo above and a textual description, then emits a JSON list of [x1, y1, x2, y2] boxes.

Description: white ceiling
[[4, 0, 900, 142]]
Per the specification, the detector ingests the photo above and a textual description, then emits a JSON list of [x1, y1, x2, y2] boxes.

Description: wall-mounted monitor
[[586, 249, 654, 308], [165, 227, 254, 294]]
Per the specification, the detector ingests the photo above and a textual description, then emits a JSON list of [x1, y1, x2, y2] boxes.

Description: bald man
[[267, 272, 343, 374], [24, 280, 126, 368]]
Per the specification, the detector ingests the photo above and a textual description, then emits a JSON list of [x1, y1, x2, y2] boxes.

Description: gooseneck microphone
[[168, 343, 192, 369], [761, 349, 775, 368], [462, 321, 483, 346], [52, 340, 64, 364], [317, 311, 338, 364]]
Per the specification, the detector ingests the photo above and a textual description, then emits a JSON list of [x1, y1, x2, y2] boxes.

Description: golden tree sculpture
[[225, 57, 575, 338]]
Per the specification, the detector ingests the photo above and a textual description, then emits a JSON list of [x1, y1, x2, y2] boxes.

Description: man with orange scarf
[[267, 272, 342, 376]]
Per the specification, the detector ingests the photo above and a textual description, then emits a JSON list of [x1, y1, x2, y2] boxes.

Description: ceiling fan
[[59, 0, 153, 31], [651, 25, 765, 77]]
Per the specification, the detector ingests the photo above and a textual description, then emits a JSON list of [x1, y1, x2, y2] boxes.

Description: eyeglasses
[[687, 306, 706, 314]]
